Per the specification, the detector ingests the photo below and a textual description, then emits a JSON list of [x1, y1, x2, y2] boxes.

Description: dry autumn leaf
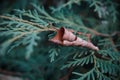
[[49, 27, 99, 51]]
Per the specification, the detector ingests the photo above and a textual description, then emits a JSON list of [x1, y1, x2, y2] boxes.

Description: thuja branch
[[0, 15, 119, 51], [0, 15, 57, 44]]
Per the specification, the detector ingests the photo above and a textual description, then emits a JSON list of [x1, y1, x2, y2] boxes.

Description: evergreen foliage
[[0, 0, 120, 80]]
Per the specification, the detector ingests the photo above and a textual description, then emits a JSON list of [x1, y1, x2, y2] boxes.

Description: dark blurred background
[[0, 0, 68, 14]]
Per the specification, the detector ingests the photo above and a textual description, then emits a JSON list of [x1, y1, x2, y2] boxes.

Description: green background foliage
[[0, 0, 120, 80]]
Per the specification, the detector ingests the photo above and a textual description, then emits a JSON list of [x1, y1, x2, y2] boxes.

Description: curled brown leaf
[[49, 27, 99, 51]]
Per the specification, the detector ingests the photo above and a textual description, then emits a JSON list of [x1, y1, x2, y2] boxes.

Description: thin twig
[[87, 28, 110, 37], [0, 69, 21, 76], [88, 28, 120, 37], [7, 28, 56, 43], [0, 15, 44, 29]]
